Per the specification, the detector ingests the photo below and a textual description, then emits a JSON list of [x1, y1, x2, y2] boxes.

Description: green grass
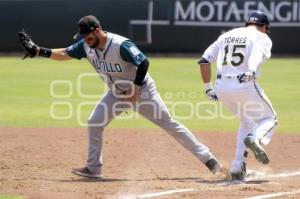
[[0, 57, 299, 133], [0, 195, 24, 199]]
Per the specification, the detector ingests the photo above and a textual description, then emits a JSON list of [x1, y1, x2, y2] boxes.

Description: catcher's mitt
[[18, 30, 38, 59]]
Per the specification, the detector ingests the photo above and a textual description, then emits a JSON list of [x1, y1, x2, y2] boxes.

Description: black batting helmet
[[246, 11, 270, 26], [246, 11, 270, 33]]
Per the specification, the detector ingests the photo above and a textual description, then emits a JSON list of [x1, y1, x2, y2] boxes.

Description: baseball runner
[[198, 11, 278, 180], [18, 15, 228, 179]]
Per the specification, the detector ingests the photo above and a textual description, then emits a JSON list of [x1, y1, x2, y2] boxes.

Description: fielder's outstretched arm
[[38, 48, 72, 61], [17, 30, 72, 61]]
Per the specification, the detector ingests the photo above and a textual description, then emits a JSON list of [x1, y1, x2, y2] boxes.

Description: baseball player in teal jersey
[[18, 15, 228, 179]]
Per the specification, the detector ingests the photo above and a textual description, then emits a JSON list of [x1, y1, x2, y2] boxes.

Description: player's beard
[[89, 34, 100, 49]]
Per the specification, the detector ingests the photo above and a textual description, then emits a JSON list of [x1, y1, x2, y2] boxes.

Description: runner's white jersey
[[202, 26, 272, 77]]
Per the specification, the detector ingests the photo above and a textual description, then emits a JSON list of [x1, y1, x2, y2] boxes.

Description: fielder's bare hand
[[126, 85, 141, 102]]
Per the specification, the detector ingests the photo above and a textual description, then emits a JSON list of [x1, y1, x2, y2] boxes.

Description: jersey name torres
[[66, 32, 153, 93], [202, 26, 272, 76]]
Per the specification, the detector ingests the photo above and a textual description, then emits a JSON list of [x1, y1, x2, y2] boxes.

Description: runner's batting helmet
[[246, 11, 270, 33]]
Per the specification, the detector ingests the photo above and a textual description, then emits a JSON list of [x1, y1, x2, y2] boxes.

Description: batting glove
[[238, 71, 255, 83], [204, 82, 218, 101], [205, 88, 218, 101]]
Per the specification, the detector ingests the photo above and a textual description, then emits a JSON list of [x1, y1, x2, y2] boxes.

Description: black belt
[[217, 74, 255, 81], [217, 74, 237, 79]]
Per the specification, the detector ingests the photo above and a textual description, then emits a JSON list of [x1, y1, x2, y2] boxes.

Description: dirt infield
[[0, 128, 300, 199]]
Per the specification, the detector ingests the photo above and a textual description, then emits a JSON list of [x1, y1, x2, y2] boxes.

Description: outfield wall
[[1, 0, 300, 54]]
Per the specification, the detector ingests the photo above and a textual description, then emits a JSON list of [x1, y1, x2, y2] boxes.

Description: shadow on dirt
[[0, 176, 210, 183], [0, 176, 268, 185], [58, 176, 202, 183], [196, 179, 269, 186]]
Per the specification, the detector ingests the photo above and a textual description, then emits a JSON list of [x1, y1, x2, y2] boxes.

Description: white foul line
[[268, 171, 300, 178], [215, 170, 300, 186], [136, 188, 194, 199], [245, 170, 300, 181], [245, 189, 300, 199], [135, 171, 300, 198]]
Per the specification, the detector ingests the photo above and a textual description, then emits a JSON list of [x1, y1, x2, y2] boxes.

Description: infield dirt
[[0, 128, 299, 199]]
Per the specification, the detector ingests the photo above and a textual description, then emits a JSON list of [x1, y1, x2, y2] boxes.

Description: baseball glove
[[17, 30, 38, 59]]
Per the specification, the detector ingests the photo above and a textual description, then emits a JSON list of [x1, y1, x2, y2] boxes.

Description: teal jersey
[[66, 39, 86, 59], [66, 37, 147, 66], [119, 40, 147, 66], [66, 32, 153, 94]]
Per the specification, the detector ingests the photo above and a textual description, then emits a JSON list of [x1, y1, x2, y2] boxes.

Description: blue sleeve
[[66, 39, 87, 60], [120, 40, 147, 66]]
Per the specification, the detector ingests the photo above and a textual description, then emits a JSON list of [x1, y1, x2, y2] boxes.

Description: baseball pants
[[215, 77, 278, 173], [86, 82, 214, 174]]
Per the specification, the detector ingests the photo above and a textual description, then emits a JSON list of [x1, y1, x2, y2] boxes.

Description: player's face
[[265, 25, 270, 34], [257, 25, 269, 34], [259, 25, 270, 34], [85, 32, 100, 48]]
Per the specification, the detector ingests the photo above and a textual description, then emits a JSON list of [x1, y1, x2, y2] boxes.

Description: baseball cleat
[[205, 158, 220, 174], [205, 158, 231, 180], [231, 171, 246, 181], [231, 161, 247, 181], [72, 167, 103, 179], [244, 136, 269, 164]]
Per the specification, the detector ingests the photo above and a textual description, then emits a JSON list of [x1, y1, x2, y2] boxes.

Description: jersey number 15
[[222, 45, 246, 67]]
